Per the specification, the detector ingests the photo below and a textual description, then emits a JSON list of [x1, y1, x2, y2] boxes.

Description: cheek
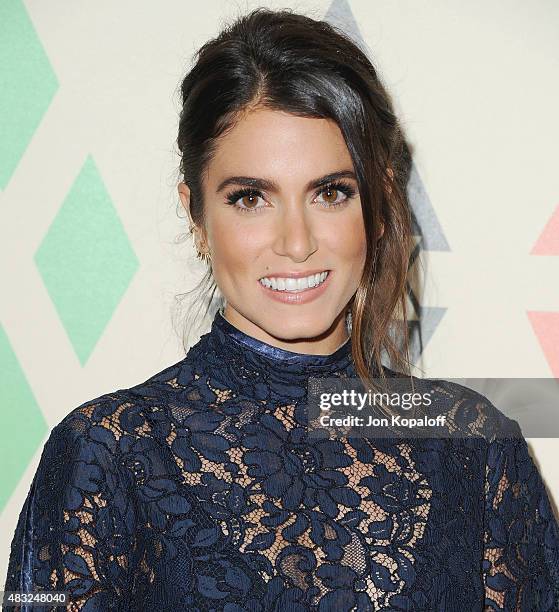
[[329, 211, 367, 263], [207, 217, 262, 278]]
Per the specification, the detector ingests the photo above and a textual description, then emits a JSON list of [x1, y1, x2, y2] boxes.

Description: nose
[[272, 201, 318, 262]]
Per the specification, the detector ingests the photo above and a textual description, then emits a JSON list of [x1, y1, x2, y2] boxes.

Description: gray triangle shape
[[324, 0, 367, 50], [409, 306, 447, 363], [419, 306, 446, 348], [407, 161, 449, 251]]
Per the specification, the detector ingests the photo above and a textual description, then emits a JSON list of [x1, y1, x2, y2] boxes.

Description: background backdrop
[[2, 0, 558, 580]]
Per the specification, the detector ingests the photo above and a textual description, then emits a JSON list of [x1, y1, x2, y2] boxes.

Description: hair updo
[[175, 7, 415, 389]]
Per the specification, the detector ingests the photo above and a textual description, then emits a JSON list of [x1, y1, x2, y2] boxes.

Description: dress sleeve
[[482, 420, 559, 611], [4, 412, 136, 611]]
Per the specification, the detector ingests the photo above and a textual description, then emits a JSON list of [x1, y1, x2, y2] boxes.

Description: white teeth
[[259, 271, 329, 292], [285, 278, 299, 291]]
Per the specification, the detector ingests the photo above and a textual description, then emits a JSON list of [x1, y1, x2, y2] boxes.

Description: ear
[[178, 182, 193, 224], [178, 182, 209, 252], [378, 220, 385, 240]]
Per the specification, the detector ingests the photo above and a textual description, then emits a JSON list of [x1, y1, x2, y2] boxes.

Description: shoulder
[[44, 356, 190, 463], [52, 360, 188, 439]]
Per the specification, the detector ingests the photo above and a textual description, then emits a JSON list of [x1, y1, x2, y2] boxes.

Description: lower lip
[[258, 272, 332, 304]]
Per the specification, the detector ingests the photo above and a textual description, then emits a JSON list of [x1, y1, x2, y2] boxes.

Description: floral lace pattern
[[5, 310, 559, 610]]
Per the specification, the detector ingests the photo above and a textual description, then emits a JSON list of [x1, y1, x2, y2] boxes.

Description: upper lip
[[259, 269, 330, 280]]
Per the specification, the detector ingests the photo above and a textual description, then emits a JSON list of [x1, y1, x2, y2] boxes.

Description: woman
[[5, 8, 559, 611]]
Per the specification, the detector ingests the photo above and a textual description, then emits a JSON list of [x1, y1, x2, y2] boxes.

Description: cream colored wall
[[1, 0, 558, 580]]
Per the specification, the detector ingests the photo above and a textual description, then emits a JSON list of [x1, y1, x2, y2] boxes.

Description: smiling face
[[178, 107, 369, 355]]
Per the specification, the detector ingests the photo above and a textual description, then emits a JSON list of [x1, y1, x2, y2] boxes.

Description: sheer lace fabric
[[5, 310, 559, 611]]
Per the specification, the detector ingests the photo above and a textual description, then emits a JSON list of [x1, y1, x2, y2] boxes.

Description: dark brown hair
[[175, 7, 415, 396]]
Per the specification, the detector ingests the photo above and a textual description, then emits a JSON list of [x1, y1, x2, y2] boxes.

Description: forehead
[[205, 107, 354, 187]]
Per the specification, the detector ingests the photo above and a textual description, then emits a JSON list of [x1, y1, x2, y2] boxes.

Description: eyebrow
[[216, 170, 357, 193]]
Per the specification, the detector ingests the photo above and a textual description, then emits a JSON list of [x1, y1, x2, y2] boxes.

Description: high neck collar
[[209, 308, 353, 372]]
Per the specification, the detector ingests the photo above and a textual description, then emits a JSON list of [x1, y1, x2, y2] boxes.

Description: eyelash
[[224, 181, 357, 214]]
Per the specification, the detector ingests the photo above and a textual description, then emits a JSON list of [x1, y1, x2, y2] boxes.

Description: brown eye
[[322, 188, 339, 204], [314, 183, 355, 208], [241, 194, 259, 208], [225, 188, 266, 214]]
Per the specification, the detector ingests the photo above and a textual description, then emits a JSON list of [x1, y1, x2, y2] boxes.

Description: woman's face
[[179, 107, 370, 354]]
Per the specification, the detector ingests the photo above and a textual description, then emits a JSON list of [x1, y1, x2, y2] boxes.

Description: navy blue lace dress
[[5, 309, 559, 611]]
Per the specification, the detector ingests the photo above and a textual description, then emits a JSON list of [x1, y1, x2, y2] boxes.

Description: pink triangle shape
[[527, 311, 559, 377], [531, 203, 559, 255]]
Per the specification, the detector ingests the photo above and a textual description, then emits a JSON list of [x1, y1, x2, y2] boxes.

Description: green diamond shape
[[0, 325, 48, 512], [34, 155, 139, 365], [0, 0, 58, 190]]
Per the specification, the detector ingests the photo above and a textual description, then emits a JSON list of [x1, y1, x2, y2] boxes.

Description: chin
[[262, 313, 332, 340]]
